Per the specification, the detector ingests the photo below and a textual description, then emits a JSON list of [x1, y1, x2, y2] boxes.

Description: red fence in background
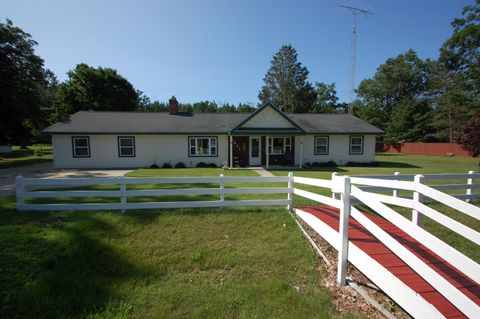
[[379, 143, 472, 157]]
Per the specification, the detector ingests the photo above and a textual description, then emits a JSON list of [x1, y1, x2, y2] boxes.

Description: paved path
[[0, 163, 132, 197], [254, 167, 275, 177]]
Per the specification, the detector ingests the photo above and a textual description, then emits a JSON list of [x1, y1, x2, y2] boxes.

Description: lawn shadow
[[376, 161, 421, 169], [0, 209, 150, 318], [272, 167, 348, 173], [121, 206, 282, 226]]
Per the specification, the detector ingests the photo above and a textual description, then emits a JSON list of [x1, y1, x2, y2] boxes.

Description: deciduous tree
[[457, 112, 480, 167], [311, 82, 339, 113], [0, 19, 56, 145], [52, 64, 139, 121], [355, 50, 431, 136]]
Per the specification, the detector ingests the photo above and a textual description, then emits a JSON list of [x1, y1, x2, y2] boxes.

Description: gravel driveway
[[0, 162, 132, 197]]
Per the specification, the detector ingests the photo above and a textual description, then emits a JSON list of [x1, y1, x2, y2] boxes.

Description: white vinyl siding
[[189, 137, 217, 157]]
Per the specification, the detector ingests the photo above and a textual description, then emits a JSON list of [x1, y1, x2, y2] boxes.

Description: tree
[[440, 0, 480, 91], [258, 44, 316, 113], [384, 98, 431, 144], [457, 112, 480, 167], [237, 103, 256, 112], [432, 1, 480, 141], [355, 50, 431, 135], [52, 64, 139, 121], [311, 82, 339, 113], [0, 19, 56, 145]]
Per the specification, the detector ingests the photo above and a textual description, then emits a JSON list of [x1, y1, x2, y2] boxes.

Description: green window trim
[[314, 136, 329, 155], [349, 135, 364, 155], [117, 136, 136, 157], [72, 136, 90, 158]]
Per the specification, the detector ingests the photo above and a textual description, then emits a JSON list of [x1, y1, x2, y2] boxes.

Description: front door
[[249, 137, 261, 166]]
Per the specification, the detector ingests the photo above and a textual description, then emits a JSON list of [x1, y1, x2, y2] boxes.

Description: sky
[[1, 0, 474, 105]]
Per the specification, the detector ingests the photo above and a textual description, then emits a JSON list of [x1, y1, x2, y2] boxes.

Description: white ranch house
[[43, 101, 383, 169]]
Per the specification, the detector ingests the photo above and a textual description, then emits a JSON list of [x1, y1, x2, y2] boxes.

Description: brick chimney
[[169, 96, 178, 114]]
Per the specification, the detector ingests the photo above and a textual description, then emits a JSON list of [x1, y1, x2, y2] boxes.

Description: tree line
[[1, 1, 479, 151], [258, 1, 480, 146]]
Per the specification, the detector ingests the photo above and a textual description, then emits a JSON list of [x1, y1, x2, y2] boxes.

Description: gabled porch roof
[[229, 103, 306, 136]]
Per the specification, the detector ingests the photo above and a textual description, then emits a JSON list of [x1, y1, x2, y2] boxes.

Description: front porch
[[228, 135, 303, 169], [227, 102, 306, 169]]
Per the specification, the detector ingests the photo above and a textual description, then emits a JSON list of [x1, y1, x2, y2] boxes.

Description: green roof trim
[[229, 103, 305, 134]]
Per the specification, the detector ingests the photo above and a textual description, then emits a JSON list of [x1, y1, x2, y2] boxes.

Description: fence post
[[331, 172, 338, 200], [337, 176, 351, 287], [16, 175, 25, 211], [287, 172, 293, 211], [120, 176, 126, 213], [392, 171, 400, 198], [412, 174, 424, 226], [219, 173, 224, 207], [466, 170, 474, 203]]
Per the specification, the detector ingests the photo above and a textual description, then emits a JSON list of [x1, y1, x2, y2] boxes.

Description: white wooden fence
[[15, 174, 293, 212], [293, 173, 480, 318], [351, 170, 479, 202], [14, 170, 480, 316]]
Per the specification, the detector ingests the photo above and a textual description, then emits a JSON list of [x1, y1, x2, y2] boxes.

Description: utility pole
[[340, 5, 373, 114]]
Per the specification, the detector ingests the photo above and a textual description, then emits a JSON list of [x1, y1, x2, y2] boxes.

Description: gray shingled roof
[[43, 111, 383, 134]]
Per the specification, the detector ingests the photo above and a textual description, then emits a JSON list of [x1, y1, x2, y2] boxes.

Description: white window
[[349, 136, 364, 154], [315, 136, 329, 155], [72, 136, 90, 157], [118, 136, 135, 157], [189, 137, 217, 156], [268, 137, 292, 154]]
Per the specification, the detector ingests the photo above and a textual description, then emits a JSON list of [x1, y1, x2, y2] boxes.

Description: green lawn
[[0, 168, 355, 319], [270, 153, 479, 179], [270, 153, 480, 262], [2, 156, 479, 318], [0, 144, 52, 168]]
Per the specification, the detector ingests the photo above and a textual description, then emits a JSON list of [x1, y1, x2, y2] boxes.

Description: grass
[[0, 168, 356, 319], [0, 144, 52, 168], [270, 153, 479, 179], [269, 153, 480, 262], [2, 155, 478, 317]]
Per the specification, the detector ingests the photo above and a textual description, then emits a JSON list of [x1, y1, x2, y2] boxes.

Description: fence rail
[[16, 175, 292, 212], [14, 170, 480, 317]]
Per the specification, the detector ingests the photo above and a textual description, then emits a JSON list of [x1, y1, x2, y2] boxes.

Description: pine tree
[[258, 45, 316, 113]]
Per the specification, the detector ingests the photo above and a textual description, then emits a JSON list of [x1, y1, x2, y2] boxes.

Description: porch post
[[299, 136, 303, 168], [266, 135, 269, 169], [229, 135, 233, 168]]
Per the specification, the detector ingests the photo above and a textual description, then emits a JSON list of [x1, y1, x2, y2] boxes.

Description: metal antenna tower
[[339, 5, 373, 114]]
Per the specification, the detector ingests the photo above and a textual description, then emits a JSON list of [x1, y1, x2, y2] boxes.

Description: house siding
[[52, 134, 228, 168], [242, 107, 295, 128], [294, 135, 375, 166]]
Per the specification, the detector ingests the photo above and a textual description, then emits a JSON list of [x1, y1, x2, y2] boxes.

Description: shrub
[[174, 162, 186, 168], [345, 161, 380, 167], [196, 162, 208, 168], [150, 164, 159, 169], [311, 161, 337, 167], [34, 149, 43, 157], [161, 162, 173, 168], [207, 163, 217, 168]]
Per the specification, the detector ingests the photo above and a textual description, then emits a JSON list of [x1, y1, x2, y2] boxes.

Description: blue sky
[[1, 0, 473, 105]]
